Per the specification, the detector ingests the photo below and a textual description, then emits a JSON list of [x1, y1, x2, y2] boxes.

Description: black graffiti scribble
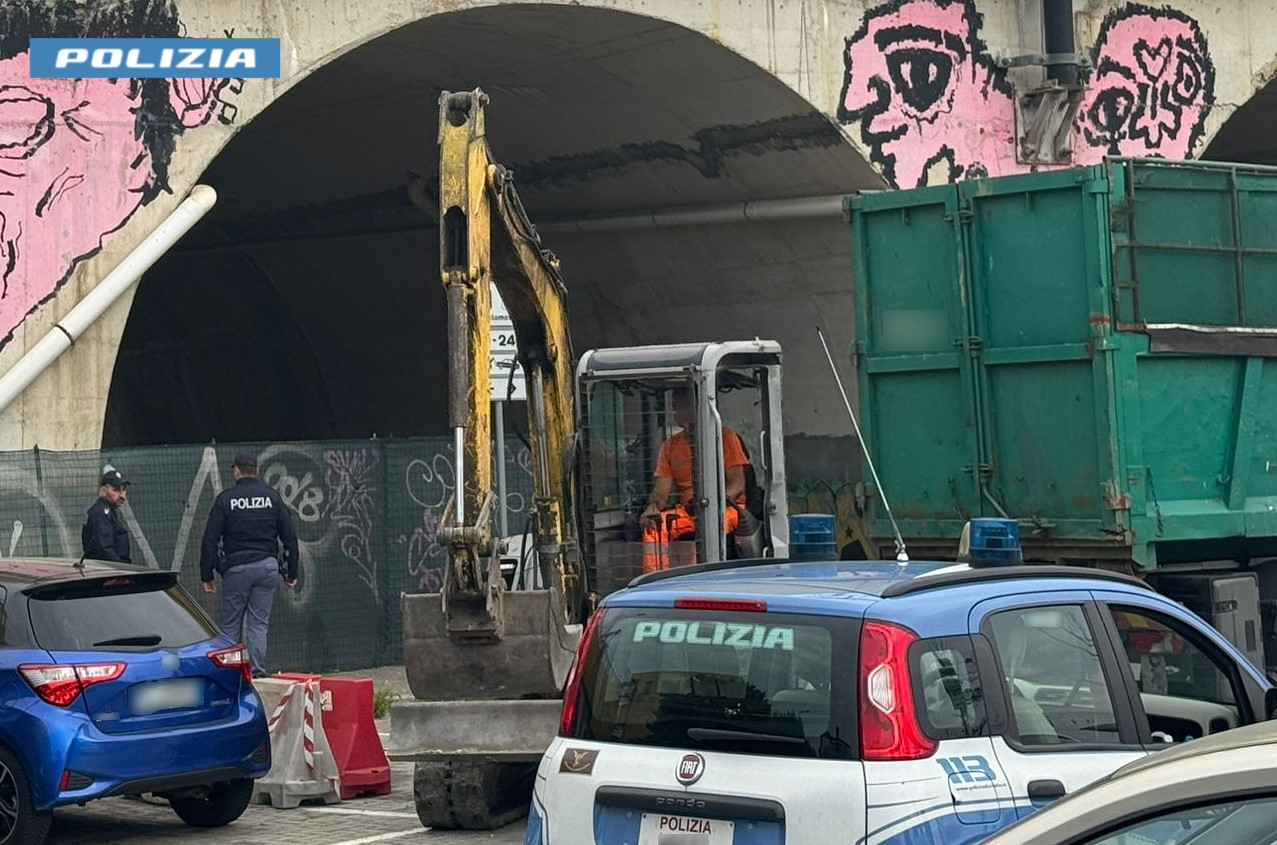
[[325, 449, 380, 604], [839, 0, 1215, 188], [837, 0, 1014, 189], [1078, 4, 1215, 157], [879, 25, 966, 115]]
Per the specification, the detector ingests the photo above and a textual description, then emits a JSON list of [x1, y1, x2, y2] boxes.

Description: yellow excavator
[[387, 89, 793, 829]]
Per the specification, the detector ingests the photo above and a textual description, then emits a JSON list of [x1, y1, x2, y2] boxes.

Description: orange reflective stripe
[[640, 507, 739, 573], [724, 506, 740, 535]]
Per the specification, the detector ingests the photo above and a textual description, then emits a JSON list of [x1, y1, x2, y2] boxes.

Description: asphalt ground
[[46, 664, 526, 845], [45, 758, 526, 845]]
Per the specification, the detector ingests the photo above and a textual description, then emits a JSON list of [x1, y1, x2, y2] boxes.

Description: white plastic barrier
[[251, 677, 342, 809]]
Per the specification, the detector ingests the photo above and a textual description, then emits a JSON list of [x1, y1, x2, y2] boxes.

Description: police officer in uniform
[[82, 468, 132, 563], [199, 454, 299, 678]]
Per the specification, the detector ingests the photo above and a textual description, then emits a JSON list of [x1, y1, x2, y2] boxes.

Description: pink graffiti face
[[0, 55, 222, 344], [841, 0, 1015, 188], [1077, 13, 1213, 160]]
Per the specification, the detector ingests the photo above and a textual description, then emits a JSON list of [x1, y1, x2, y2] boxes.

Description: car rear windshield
[[569, 607, 858, 759], [27, 578, 220, 651]]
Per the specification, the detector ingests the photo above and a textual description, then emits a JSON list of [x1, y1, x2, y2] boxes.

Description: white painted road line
[[327, 829, 422, 845], [305, 807, 419, 819]]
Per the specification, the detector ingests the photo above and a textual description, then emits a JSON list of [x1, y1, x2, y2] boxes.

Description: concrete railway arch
[[0, 0, 1272, 483]]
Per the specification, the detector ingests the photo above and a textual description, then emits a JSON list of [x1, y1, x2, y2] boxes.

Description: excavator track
[[412, 760, 537, 830]]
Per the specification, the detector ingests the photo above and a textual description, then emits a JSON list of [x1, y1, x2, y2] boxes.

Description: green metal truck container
[[850, 158, 1277, 670]]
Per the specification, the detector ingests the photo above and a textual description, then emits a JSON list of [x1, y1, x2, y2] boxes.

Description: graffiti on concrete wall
[[839, 0, 1015, 189], [1075, 5, 1213, 159], [0, 0, 237, 348], [838, 0, 1215, 188]]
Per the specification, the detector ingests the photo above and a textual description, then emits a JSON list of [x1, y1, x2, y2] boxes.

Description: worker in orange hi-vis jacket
[[640, 388, 749, 573]]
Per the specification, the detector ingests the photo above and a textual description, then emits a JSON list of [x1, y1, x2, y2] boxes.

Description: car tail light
[[20, 662, 125, 707], [673, 597, 767, 612], [858, 621, 935, 760], [209, 645, 253, 683], [558, 609, 606, 737], [59, 770, 92, 791]]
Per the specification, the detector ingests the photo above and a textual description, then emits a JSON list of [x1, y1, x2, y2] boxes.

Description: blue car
[[0, 558, 270, 845], [529, 547, 1276, 845]]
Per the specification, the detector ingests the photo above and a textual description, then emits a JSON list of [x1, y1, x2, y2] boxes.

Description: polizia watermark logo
[[29, 38, 281, 78]]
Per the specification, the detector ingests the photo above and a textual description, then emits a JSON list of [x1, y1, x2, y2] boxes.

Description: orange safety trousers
[[642, 505, 739, 573]]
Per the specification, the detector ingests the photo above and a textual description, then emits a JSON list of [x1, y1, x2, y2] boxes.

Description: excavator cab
[[575, 340, 790, 598]]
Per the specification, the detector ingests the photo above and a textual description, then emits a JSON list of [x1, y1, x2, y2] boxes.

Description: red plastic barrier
[[274, 673, 392, 800]]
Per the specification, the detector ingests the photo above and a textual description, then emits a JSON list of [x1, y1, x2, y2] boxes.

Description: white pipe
[[537, 194, 848, 233], [167, 194, 856, 256], [0, 184, 217, 416]]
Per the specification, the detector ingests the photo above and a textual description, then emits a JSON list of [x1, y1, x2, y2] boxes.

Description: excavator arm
[[390, 89, 586, 834], [419, 88, 583, 695]]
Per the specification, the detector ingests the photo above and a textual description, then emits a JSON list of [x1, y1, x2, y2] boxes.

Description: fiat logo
[[675, 753, 705, 786], [161, 653, 180, 672]]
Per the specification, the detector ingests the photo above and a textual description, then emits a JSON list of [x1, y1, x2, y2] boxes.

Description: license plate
[[638, 813, 734, 845], [130, 679, 204, 715]]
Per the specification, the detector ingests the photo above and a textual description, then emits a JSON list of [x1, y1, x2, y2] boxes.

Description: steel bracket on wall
[[1015, 83, 1086, 165], [997, 52, 1091, 71]]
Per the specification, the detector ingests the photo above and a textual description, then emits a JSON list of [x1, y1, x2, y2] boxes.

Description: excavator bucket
[[401, 588, 581, 701]]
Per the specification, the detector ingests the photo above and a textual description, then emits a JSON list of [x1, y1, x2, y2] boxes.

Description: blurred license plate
[[130, 679, 203, 715], [638, 813, 734, 845]]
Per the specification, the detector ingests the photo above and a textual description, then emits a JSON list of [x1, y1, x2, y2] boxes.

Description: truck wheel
[[0, 747, 52, 845], [169, 778, 254, 828], [413, 761, 535, 830]]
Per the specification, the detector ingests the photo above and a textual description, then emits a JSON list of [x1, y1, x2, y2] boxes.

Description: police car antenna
[[815, 325, 909, 564]]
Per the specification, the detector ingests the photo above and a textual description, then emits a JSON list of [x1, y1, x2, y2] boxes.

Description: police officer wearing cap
[[82, 468, 132, 563], [199, 453, 299, 678]]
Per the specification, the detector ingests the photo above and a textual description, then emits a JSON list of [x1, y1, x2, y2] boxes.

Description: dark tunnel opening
[[1203, 77, 1277, 166]]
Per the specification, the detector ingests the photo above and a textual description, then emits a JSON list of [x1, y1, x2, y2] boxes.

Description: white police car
[[524, 520, 1275, 845]]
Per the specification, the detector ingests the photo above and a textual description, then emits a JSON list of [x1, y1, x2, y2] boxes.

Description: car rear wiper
[[686, 728, 806, 745], [92, 634, 162, 647]]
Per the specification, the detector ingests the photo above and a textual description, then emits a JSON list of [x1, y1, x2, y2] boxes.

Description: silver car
[[981, 718, 1277, 845]]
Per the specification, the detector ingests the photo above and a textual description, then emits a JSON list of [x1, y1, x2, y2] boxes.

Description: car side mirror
[[1266, 688, 1277, 720]]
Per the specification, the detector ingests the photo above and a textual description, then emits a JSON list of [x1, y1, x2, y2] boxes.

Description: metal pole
[[1043, 0, 1078, 85], [538, 194, 847, 234], [495, 398, 509, 538]]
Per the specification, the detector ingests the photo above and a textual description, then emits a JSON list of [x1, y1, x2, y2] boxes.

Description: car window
[[0, 586, 35, 649], [568, 608, 857, 759], [986, 604, 1122, 746], [28, 578, 219, 651], [910, 636, 987, 739], [1107, 605, 1243, 741], [1080, 795, 1277, 845]]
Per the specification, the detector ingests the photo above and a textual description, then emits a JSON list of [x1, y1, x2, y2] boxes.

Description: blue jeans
[[220, 557, 279, 677]]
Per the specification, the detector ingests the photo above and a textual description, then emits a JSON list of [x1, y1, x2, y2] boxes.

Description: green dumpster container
[[850, 158, 1277, 570]]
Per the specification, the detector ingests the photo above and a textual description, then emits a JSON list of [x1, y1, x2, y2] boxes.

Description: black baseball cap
[[100, 469, 129, 488], [232, 453, 258, 470]]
